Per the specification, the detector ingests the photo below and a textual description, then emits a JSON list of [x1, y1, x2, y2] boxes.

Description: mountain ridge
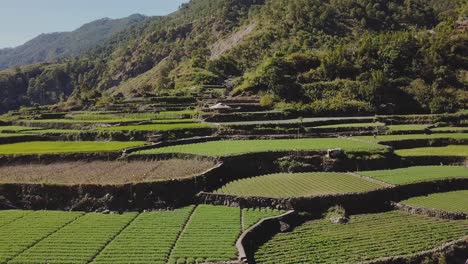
[[0, 14, 147, 70]]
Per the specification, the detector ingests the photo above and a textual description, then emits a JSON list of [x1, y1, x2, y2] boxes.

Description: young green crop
[[10, 212, 137, 264], [360, 166, 468, 185], [0, 126, 43, 132], [315, 122, 384, 128], [93, 207, 194, 264], [401, 190, 468, 213], [395, 145, 468, 157], [254, 211, 468, 264], [0, 210, 31, 227], [354, 133, 468, 143], [387, 124, 429, 131], [137, 138, 386, 157], [169, 205, 241, 263], [0, 141, 145, 155], [214, 173, 385, 198], [242, 208, 284, 231], [0, 211, 82, 263], [97, 123, 213, 132]]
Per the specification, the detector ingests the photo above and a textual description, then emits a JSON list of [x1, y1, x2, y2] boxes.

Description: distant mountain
[[0, 14, 147, 70]]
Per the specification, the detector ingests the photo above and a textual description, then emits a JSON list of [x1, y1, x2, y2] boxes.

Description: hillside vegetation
[[0, 0, 466, 114]]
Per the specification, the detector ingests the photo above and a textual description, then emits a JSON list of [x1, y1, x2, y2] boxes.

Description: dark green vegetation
[[254, 211, 468, 264], [0, 0, 466, 115], [360, 166, 468, 185], [214, 172, 385, 198], [0, 14, 147, 70], [401, 190, 468, 213]]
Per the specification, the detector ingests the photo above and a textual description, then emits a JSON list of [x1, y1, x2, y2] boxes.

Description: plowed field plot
[[359, 166, 468, 185], [254, 211, 468, 264], [213, 173, 385, 198], [136, 138, 385, 157], [0, 159, 216, 185], [0, 141, 145, 155], [401, 190, 468, 213], [395, 145, 468, 157]]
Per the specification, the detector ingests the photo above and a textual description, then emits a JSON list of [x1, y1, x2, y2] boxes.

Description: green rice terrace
[[214, 172, 386, 198], [0, 100, 466, 263], [401, 191, 468, 213], [0, 206, 282, 264]]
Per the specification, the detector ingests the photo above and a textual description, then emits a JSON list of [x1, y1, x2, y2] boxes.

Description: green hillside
[[0, 0, 466, 115]]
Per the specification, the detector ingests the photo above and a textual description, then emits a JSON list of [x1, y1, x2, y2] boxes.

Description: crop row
[[401, 190, 468, 213], [254, 211, 468, 264], [93, 207, 194, 264], [10, 213, 137, 264], [0, 206, 281, 264], [0, 211, 82, 263], [214, 173, 384, 198]]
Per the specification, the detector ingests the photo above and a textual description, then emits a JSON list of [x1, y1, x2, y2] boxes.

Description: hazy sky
[[0, 0, 189, 48]]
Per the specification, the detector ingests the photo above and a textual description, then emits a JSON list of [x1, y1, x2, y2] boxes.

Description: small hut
[[209, 103, 232, 113]]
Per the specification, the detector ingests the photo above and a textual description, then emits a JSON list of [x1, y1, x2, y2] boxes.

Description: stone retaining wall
[[236, 210, 297, 264], [0, 162, 224, 211], [0, 152, 122, 166], [392, 202, 468, 220]]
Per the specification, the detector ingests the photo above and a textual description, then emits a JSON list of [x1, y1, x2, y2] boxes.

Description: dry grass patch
[[0, 159, 216, 185]]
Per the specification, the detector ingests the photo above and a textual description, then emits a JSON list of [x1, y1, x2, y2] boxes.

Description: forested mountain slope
[[0, 14, 147, 70], [0, 0, 466, 114]]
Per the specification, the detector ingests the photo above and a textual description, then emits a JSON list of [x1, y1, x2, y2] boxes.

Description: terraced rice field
[[0, 126, 43, 132], [314, 122, 384, 128], [387, 124, 429, 131], [96, 123, 213, 132], [359, 166, 468, 185], [0, 159, 216, 185], [0, 141, 145, 155], [10, 213, 138, 264], [0, 206, 281, 264], [214, 173, 385, 198], [395, 145, 468, 157], [431, 127, 468, 132], [401, 190, 468, 213], [93, 207, 194, 264], [136, 138, 386, 157], [254, 211, 468, 264], [0, 211, 82, 263], [354, 133, 468, 143]]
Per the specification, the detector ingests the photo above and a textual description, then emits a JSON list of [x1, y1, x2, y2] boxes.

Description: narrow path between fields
[[240, 207, 245, 232], [6, 212, 84, 263], [87, 212, 141, 263], [166, 205, 198, 263], [348, 172, 395, 187]]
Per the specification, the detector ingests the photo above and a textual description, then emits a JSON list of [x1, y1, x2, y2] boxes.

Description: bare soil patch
[[0, 159, 216, 185]]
